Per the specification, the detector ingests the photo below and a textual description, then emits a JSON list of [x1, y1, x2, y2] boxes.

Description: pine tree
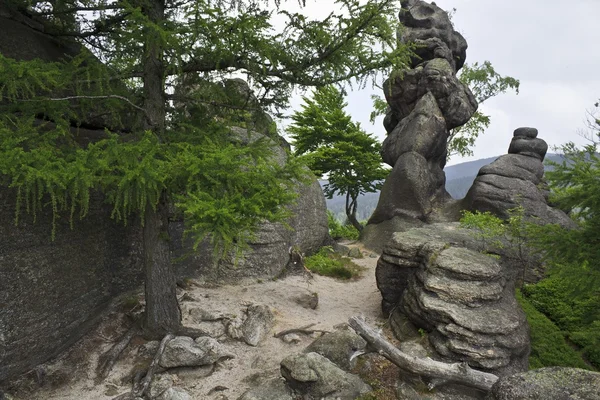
[[0, 0, 411, 337], [288, 85, 388, 231]]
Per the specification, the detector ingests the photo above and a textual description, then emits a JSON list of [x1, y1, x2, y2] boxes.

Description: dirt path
[[10, 245, 384, 400]]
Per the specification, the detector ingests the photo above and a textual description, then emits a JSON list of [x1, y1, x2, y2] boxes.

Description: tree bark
[[345, 192, 363, 232], [348, 316, 498, 392], [138, 0, 182, 337], [143, 194, 181, 337]]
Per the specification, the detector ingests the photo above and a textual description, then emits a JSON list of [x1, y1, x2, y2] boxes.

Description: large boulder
[[463, 128, 575, 228], [377, 227, 530, 376], [487, 367, 600, 400]]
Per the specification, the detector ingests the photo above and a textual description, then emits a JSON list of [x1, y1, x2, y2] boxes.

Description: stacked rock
[[379, 230, 530, 376], [463, 127, 575, 227], [368, 0, 477, 226]]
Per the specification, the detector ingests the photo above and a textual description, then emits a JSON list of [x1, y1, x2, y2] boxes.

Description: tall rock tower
[[363, 0, 477, 250]]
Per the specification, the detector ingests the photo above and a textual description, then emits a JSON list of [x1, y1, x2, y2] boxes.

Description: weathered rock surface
[[487, 367, 600, 400], [160, 336, 234, 369], [280, 352, 372, 400], [303, 330, 367, 371], [399, 0, 468, 71], [170, 132, 329, 283], [377, 228, 530, 376], [463, 128, 575, 228], [227, 304, 274, 346], [365, 0, 475, 243], [237, 378, 295, 400]]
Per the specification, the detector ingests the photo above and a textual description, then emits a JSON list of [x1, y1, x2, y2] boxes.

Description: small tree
[[370, 60, 519, 158], [288, 85, 388, 231]]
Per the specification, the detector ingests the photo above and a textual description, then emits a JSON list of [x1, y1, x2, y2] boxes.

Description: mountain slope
[[325, 153, 565, 221]]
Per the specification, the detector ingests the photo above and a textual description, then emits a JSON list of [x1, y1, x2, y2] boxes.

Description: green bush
[[522, 270, 600, 369], [328, 211, 360, 240], [304, 246, 362, 279], [516, 291, 591, 370]]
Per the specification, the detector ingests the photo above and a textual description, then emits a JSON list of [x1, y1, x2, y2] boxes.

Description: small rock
[[160, 336, 234, 369], [189, 307, 226, 322], [238, 378, 294, 400], [304, 330, 367, 371], [138, 341, 160, 358], [179, 293, 196, 302], [396, 382, 421, 400], [227, 304, 274, 346], [156, 387, 192, 400], [148, 374, 174, 399], [348, 247, 363, 258], [282, 333, 302, 344], [281, 352, 371, 400], [294, 292, 318, 310]]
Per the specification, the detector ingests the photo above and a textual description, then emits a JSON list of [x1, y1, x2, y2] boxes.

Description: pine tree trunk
[[140, 0, 181, 337], [143, 195, 181, 337]]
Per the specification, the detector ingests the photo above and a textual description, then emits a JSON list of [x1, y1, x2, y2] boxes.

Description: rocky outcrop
[[463, 128, 575, 227], [487, 367, 600, 400], [378, 228, 530, 376], [365, 0, 476, 244]]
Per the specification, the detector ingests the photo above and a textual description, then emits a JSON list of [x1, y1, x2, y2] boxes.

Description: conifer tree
[[288, 85, 388, 231], [0, 0, 411, 338]]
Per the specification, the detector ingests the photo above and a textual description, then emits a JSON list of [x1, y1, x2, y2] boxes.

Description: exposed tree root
[[111, 333, 174, 400], [274, 323, 330, 338], [97, 326, 139, 382], [348, 316, 499, 392]]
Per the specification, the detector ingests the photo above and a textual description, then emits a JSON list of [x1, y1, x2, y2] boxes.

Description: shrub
[[304, 246, 362, 279], [516, 291, 591, 370], [328, 211, 360, 240]]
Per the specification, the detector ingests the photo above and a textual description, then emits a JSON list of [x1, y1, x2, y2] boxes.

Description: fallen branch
[[348, 316, 498, 392], [97, 326, 139, 381], [274, 323, 329, 338]]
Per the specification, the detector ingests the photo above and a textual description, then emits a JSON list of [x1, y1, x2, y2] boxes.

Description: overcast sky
[[282, 0, 600, 166]]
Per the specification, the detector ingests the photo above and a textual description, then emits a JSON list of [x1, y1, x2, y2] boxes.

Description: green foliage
[[449, 61, 520, 157], [304, 246, 362, 279], [288, 85, 388, 230], [327, 211, 360, 240], [522, 271, 600, 369], [1, 0, 413, 250], [526, 138, 600, 274], [516, 291, 591, 370]]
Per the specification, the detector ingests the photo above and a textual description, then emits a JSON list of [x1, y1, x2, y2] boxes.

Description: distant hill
[[324, 153, 565, 222]]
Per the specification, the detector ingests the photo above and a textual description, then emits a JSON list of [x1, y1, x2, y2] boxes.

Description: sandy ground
[[8, 244, 385, 400]]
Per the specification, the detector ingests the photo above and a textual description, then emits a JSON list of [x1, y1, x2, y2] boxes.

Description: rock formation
[[488, 367, 600, 400], [378, 227, 530, 377], [363, 0, 477, 247], [462, 127, 575, 228]]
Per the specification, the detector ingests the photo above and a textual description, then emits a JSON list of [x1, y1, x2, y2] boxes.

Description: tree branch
[[348, 316, 498, 392]]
